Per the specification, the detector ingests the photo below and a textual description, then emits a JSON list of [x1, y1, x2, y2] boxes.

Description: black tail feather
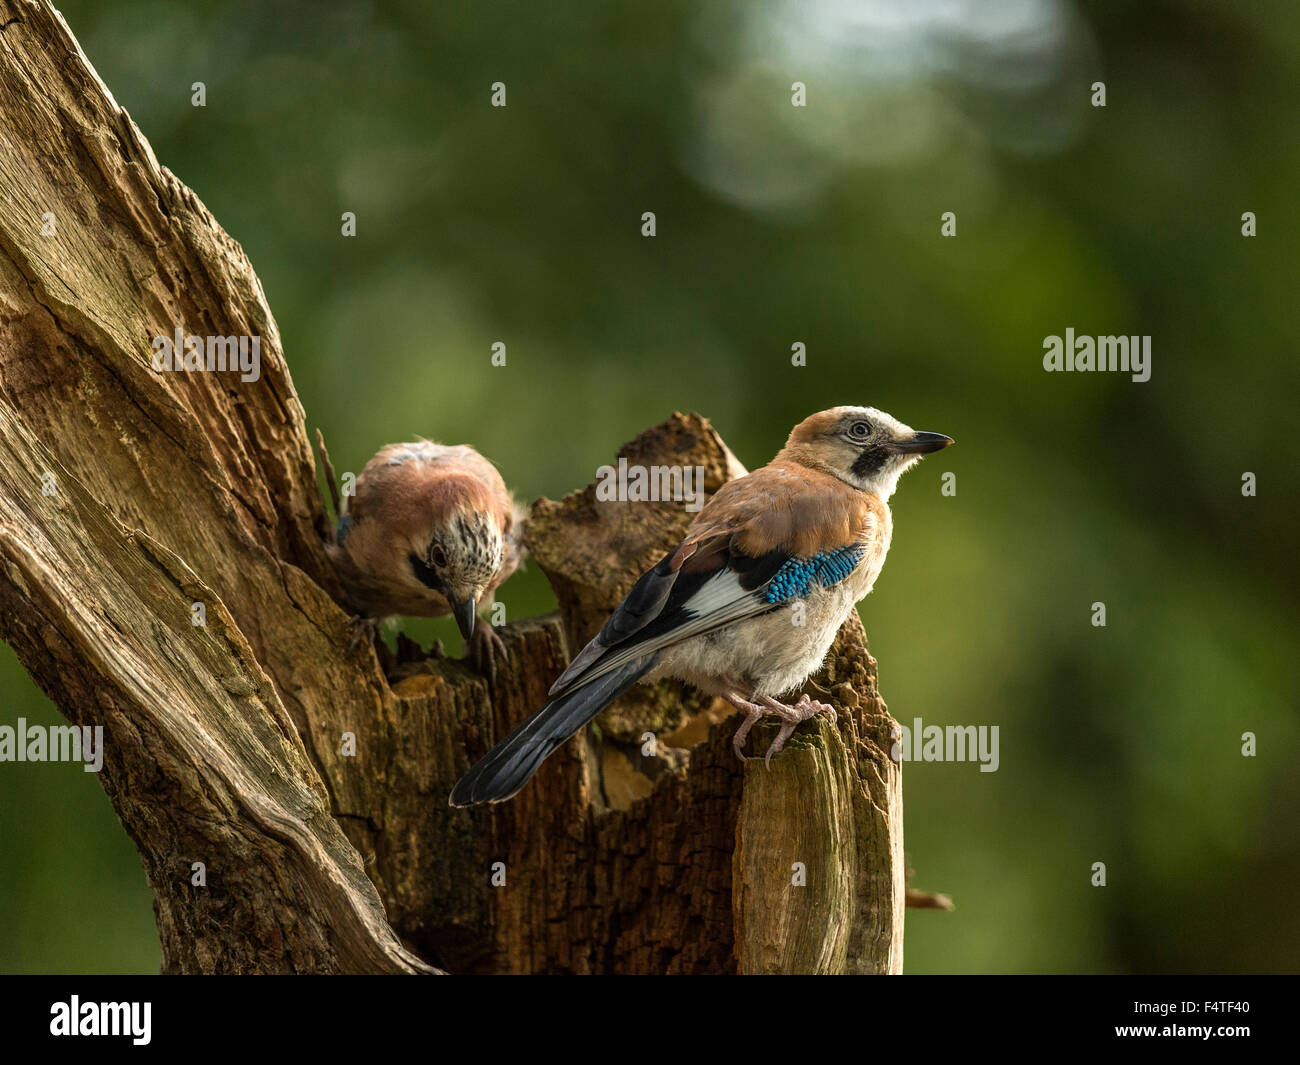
[[449, 653, 658, 806]]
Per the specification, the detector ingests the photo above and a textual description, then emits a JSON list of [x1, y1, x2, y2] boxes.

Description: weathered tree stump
[[0, 0, 905, 973]]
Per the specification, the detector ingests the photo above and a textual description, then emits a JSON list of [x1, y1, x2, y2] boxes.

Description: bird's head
[[780, 405, 953, 500], [407, 492, 505, 639]]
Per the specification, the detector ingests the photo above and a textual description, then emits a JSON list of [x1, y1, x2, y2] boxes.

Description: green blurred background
[[2, 0, 1297, 973]]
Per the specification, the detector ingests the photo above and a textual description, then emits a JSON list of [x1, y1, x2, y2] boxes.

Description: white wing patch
[[550, 568, 773, 697]]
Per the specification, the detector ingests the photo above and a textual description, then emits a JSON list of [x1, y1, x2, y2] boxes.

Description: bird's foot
[[467, 618, 508, 681], [726, 692, 836, 766], [348, 615, 380, 654]]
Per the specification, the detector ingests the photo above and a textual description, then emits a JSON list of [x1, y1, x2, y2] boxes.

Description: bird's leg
[[726, 691, 837, 766], [723, 692, 770, 763], [466, 617, 509, 681], [348, 614, 380, 653]]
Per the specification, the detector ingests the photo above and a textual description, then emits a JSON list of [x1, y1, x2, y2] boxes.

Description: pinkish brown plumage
[[327, 440, 525, 674]]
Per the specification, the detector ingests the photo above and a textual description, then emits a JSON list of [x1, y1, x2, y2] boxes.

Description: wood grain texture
[[0, 0, 426, 974]]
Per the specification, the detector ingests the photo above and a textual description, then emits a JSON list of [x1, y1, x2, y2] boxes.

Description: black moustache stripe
[[409, 553, 442, 591], [851, 449, 886, 478]]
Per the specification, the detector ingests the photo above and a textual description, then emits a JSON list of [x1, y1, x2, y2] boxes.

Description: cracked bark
[[0, 0, 905, 973]]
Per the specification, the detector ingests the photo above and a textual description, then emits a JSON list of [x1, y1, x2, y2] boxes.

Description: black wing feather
[[549, 543, 789, 697]]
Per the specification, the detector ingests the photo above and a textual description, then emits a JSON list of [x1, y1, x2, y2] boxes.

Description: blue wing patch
[[336, 515, 354, 545], [763, 544, 866, 604]]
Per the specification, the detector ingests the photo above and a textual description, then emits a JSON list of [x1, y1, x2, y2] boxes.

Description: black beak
[[887, 430, 954, 455], [451, 596, 476, 640]]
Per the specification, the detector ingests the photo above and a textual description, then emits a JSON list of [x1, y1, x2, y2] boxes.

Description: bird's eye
[[430, 546, 448, 568], [849, 421, 872, 439]]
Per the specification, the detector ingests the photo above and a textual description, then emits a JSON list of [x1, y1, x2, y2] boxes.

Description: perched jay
[[328, 440, 525, 675], [450, 405, 952, 805]]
